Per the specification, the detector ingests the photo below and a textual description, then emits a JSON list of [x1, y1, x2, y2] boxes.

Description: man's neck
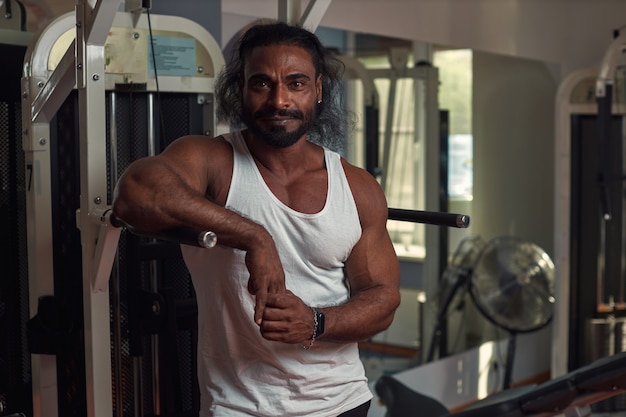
[[242, 129, 321, 177]]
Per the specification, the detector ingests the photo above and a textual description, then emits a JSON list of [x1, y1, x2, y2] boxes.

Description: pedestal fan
[[429, 236, 555, 389], [470, 236, 555, 388]]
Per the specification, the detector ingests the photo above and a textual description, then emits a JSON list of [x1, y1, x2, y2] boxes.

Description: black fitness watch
[[313, 308, 325, 337]]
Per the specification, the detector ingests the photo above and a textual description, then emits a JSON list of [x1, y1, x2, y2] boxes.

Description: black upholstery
[[375, 375, 449, 417], [375, 351, 626, 417]]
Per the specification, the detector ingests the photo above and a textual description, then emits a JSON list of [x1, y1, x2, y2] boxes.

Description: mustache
[[254, 109, 304, 120]]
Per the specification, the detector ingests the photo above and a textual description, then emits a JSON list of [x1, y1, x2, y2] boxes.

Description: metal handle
[[387, 208, 470, 228], [108, 211, 217, 248]]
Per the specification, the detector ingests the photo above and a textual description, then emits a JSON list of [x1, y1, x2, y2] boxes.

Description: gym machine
[[553, 29, 626, 412], [20, 1, 223, 416]]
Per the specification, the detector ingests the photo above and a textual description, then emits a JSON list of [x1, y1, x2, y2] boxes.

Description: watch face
[[316, 310, 325, 335]]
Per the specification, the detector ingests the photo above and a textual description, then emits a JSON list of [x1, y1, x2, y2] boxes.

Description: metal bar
[[84, 0, 120, 46], [90, 209, 122, 292], [299, 0, 331, 32], [337, 53, 379, 176], [388, 208, 469, 228], [109, 213, 217, 248], [597, 48, 626, 310], [22, 52, 59, 417], [365, 104, 380, 178], [30, 40, 76, 124], [278, 0, 301, 24], [421, 64, 441, 374], [110, 92, 124, 417], [147, 92, 161, 415], [596, 85, 613, 221], [75, 1, 121, 416], [596, 32, 626, 98], [595, 83, 614, 313], [380, 48, 410, 193], [380, 72, 397, 193], [148, 93, 156, 156], [338, 55, 378, 107], [110, 92, 119, 188], [621, 117, 626, 307]]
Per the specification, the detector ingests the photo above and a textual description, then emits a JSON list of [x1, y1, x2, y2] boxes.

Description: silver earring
[[317, 99, 322, 104]]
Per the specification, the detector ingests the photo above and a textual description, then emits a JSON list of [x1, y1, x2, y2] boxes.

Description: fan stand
[[426, 265, 472, 363], [427, 236, 485, 363], [428, 271, 521, 389], [503, 332, 517, 389]]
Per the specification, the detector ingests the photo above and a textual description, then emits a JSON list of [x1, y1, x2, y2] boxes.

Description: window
[[434, 49, 473, 202], [344, 46, 473, 260]]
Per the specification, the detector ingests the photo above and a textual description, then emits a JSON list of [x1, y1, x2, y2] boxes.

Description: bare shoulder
[[158, 135, 231, 171], [340, 157, 388, 225], [161, 134, 232, 161], [158, 134, 234, 203]]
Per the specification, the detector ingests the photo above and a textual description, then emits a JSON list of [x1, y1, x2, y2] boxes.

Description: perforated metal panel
[[107, 91, 204, 417], [0, 42, 31, 417]]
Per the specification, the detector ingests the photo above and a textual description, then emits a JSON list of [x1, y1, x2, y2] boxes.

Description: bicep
[[122, 135, 228, 196], [113, 136, 229, 225], [344, 174, 400, 297], [154, 135, 217, 193]]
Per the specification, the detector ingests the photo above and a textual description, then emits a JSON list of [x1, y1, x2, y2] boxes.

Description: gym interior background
[[3, 0, 626, 416]]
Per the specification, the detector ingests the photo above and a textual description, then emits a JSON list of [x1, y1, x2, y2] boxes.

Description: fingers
[[254, 290, 285, 326], [254, 289, 267, 325], [249, 274, 286, 325], [257, 292, 313, 344], [243, 242, 288, 326], [263, 291, 298, 312]]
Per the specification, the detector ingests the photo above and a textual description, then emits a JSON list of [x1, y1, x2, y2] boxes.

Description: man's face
[[240, 44, 322, 148]]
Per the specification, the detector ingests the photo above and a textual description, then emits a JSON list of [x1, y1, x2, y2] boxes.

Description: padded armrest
[[455, 385, 536, 417], [572, 351, 626, 392], [376, 352, 626, 417], [375, 375, 449, 417]]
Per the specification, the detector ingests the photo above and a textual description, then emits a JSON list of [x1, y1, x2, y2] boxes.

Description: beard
[[243, 108, 315, 148]]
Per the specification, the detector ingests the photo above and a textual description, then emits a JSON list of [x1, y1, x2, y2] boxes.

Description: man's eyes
[[250, 80, 306, 89], [253, 81, 269, 88]]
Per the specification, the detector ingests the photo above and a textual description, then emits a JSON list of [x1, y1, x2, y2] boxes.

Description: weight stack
[[108, 91, 203, 417], [585, 315, 626, 412]]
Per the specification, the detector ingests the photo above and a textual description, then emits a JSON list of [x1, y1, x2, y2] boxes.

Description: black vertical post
[[437, 110, 450, 358], [365, 104, 381, 178], [597, 84, 612, 222]]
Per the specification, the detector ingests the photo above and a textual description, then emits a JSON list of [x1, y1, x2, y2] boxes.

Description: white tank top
[[181, 131, 372, 417]]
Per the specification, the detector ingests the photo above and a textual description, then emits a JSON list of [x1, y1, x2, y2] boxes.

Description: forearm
[[316, 285, 400, 343], [112, 159, 267, 252]]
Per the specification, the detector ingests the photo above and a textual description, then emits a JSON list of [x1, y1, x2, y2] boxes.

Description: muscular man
[[113, 21, 400, 417]]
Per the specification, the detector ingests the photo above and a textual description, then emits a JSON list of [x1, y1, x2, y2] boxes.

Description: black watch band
[[313, 308, 325, 336]]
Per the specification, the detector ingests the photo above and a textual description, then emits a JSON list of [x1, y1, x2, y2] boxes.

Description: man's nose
[[269, 84, 290, 108]]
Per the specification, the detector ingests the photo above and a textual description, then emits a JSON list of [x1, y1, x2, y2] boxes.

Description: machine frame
[[21, 2, 224, 416]]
